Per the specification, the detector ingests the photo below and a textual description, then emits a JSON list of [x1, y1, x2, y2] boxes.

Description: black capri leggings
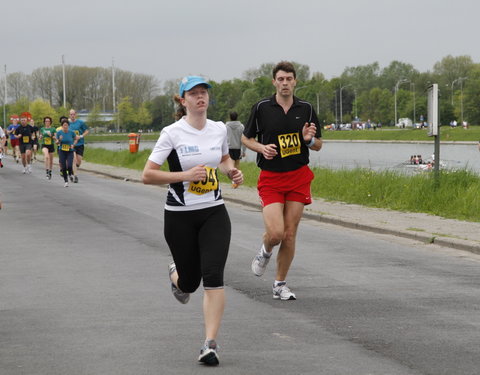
[[58, 150, 74, 182], [164, 204, 231, 293]]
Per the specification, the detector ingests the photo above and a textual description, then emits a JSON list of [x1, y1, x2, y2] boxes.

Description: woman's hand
[[186, 165, 207, 182], [228, 168, 243, 187]]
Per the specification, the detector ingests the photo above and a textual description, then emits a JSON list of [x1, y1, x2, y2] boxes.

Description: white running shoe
[[27, 164, 32, 174], [273, 283, 296, 301], [251, 245, 271, 276], [22, 167, 27, 174], [198, 339, 219, 366], [64, 182, 69, 187], [168, 262, 190, 304]]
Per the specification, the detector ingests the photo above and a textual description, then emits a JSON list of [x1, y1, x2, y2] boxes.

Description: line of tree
[[2, 55, 479, 131]]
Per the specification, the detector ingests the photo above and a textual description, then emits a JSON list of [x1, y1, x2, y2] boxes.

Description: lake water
[[87, 140, 480, 173]]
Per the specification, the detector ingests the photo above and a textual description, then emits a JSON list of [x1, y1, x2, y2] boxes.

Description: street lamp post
[[394, 79, 409, 126], [315, 79, 327, 115], [410, 82, 416, 124], [3, 65, 6, 128], [334, 90, 338, 127], [354, 89, 358, 119], [62, 55, 66, 109], [450, 78, 461, 106], [339, 84, 352, 124], [102, 94, 108, 112], [459, 77, 467, 124], [294, 85, 308, 96]]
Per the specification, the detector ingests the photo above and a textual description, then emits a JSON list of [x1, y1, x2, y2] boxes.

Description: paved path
[[76, 159, 480, 255], [2, 157, 480, 374]]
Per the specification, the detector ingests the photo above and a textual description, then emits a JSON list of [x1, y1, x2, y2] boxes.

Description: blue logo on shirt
[[179, 145, 200, 155]]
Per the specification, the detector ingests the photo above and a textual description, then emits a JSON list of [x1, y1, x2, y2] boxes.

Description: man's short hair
[[273, 61, 296, 79], [229, 111, 238, 121]]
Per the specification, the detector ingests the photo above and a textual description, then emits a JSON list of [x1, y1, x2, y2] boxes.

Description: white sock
[[274, 280, 286, 287], [261, 245, 272, 258]]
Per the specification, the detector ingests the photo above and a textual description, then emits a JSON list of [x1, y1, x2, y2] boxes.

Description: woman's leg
[[198, 205, 231, 341], [203, 289, 225, 340], [164, 210, 202, 293], [48, 152, 54, 171], [66, 151, 74, 177], [58, 151, 68, 182]]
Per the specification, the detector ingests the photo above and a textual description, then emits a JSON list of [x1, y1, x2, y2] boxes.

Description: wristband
[[305, 138, 315, 148]]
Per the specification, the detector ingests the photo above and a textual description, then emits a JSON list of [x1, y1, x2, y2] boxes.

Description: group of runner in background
[[0, 109, 89, 187]]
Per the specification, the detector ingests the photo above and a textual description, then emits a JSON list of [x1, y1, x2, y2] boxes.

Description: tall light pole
[[3, 65, 6, 127], [294, 85, 308, 96], [334, 90, 338, 127], [354, 89, 358, 119], [410, 82, 416, 124], [459, 77, 467, 124], [339, 84, 352, 124], [62, 55, 66, 108], [315, 79, 326, 114], [394, 79, 409, 126], [112, 58, 118, 132], [450, 78, 461, 106]]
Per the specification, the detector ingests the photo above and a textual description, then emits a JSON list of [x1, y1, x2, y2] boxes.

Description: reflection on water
[[88, 141, 480, 174]]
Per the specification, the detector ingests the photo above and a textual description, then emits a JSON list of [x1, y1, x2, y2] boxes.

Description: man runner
[[242, 61, 323, 301], [68, 109, 89, 183], [14, 112, 35, 174]]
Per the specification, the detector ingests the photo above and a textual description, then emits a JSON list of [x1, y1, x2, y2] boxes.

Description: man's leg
[[25, 149, 32, 165], [73, 152, 82, 182], [275, 201, 304, 281], [262, 202, 285, 253], [72, 152, 78, 175], [20, 152, 27, 167]]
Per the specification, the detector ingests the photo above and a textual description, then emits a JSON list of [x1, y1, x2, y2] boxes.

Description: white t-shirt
[[0, 127, 5, 138], [148, 118, 229, 211]]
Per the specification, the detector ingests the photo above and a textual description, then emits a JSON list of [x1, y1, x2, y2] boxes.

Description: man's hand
[[302, 122, 317, 142], [262, 144, 278, 160]]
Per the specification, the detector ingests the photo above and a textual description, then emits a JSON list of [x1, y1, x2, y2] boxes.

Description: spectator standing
[[225, 111, 246, 170]]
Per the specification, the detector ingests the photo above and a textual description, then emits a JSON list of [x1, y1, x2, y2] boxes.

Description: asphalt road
[[1, 160, 480, 375]]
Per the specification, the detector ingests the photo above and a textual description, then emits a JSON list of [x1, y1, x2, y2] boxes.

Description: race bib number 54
[[188, 166, 219, 195], [278, 132, 301, 158]]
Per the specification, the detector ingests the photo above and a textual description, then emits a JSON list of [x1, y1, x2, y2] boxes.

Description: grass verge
[[87, 126, 480, 143], [84, 148, 480, 222]]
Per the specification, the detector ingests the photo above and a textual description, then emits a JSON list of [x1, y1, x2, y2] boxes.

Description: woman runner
[[142, 76, 243, 366], [39, 117, 57, 179], [55, 118, 78, 187]]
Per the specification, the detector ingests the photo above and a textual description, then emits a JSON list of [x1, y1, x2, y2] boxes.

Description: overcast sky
[[3, 0, 479, 88]]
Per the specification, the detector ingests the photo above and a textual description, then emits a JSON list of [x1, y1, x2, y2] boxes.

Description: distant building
[[77, 110, 115, 122]]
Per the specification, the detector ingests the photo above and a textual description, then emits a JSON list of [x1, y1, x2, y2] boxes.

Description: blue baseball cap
[[179, 76, 212, 97]]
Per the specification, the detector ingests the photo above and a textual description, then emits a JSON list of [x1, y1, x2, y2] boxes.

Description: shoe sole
[[198, 350, 219, 366], [273, 295, 297, 300]]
